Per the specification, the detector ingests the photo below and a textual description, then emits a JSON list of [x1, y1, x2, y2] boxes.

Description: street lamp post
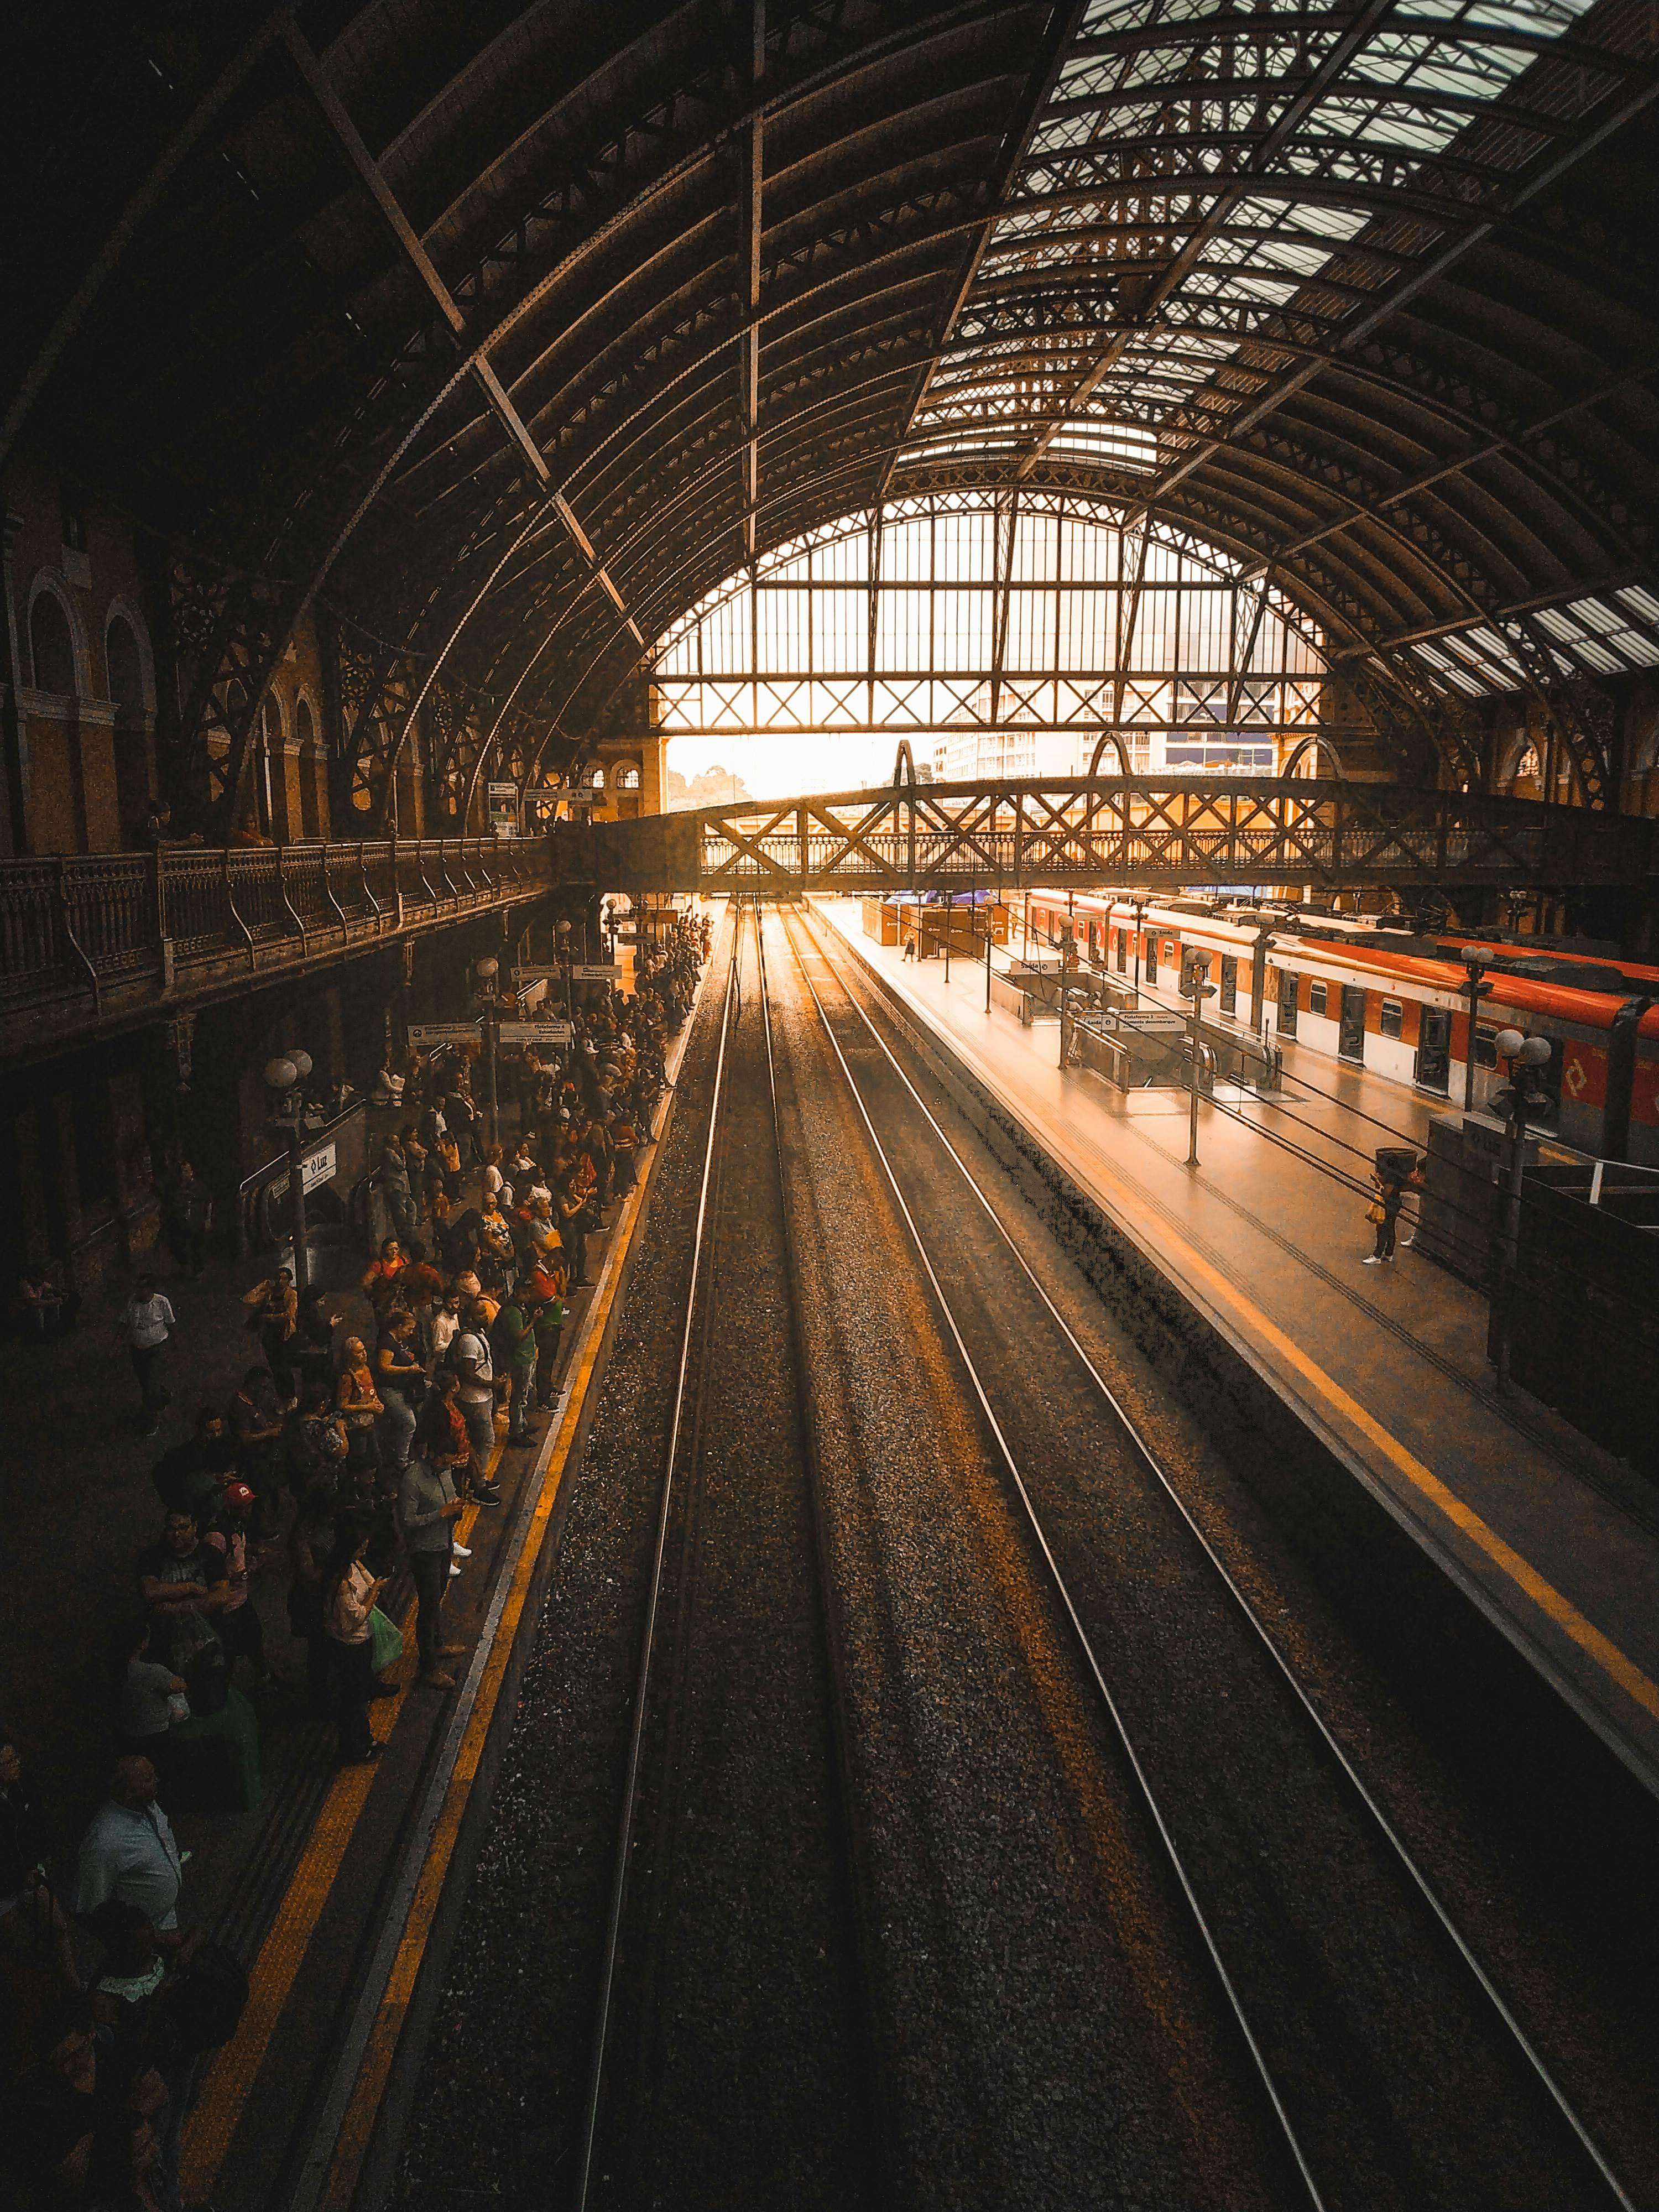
[[474, 956, 500, 1148], [1459, 946, 1494, 1112], [1490, 1028, 1553, 1394], [263, 1047, 314, 1292], [1182, 972, 1218, 1167]]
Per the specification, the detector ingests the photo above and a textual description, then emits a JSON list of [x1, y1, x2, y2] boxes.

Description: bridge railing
[[688, 778, 1650, 891], [0, 834, 547, 1052]]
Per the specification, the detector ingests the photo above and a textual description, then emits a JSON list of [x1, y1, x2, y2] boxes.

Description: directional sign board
[[510, 966, 560, 983], [499, 1020, 573, 1045], [406, 1022, 481, 1046], [570, 963, 623, 979], [269, 1140, 337, 1204]]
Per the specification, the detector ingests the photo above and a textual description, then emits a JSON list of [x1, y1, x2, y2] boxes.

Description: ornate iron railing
[[0, 835, 547, 1052]]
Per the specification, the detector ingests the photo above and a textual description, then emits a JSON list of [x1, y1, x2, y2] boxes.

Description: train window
[[1308, 980, 1328, 1017], [1145, 935, 1157, 985], [1380, 999, 1404, 1041], [1115, 927, 1127, 973], [1276, 967, 1297, 1036], [1474, 1024, 1499, 1069], [1219, 955, 1237, 1016]]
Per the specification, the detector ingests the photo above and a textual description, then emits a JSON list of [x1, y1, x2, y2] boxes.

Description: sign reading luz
[[269, 1140, 337, 1204]]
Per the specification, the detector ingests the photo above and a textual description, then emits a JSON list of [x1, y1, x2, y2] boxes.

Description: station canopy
[[6, 0, 1657, 820]]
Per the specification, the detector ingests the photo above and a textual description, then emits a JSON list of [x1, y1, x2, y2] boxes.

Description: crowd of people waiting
[[1, 916, 708, 2212]]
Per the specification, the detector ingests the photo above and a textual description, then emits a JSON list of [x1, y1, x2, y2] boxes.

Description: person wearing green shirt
[[494, 1286, 541, 1446]]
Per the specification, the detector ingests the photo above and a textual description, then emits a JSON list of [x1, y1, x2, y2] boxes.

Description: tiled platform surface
[[815, 898, 1659, 1799]]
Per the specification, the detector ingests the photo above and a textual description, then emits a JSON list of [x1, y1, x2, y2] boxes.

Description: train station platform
[[812, 897, 1659, 1803], [0, 947, 709, 2212]]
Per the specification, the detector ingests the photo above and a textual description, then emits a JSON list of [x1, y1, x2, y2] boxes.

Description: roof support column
[[741, 3, 766, 562]]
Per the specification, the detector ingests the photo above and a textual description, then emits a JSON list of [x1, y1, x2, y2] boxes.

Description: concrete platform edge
[[816, 907, 1659, 1807], [284, 940, 721, 2212]]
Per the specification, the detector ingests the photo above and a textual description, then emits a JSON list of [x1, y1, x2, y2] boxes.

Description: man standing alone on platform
[[116, 1276, 177, 1437]]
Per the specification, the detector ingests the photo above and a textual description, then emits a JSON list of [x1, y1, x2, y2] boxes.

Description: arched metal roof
[[4, 0, 1656, 825]]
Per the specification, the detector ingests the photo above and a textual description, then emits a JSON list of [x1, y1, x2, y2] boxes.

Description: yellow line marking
[[321, 1247, 634, 2206], [179, 1499, 489, 2194], [316, 943, 711, 2209], [837, 913, 1659, 1731]]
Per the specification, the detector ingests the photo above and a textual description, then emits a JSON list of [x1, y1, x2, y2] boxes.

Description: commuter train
[[1022, 890, 1659, 1164]]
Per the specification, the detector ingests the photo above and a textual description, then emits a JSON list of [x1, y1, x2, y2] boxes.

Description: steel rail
[[753, 898, 896, 2209], [775, 904, 1328, 2210], [572, 914, 741, 2211], [792, 902, 1640, 2211]]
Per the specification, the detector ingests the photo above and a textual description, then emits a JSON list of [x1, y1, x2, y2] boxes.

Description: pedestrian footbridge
[[554, 776, 1653, 898]]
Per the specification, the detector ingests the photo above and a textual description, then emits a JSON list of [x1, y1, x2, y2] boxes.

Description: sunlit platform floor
[[813, 896, 1659, 1800]]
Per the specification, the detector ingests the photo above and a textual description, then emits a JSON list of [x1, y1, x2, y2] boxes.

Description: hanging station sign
[[406, 1022, 482, 1047], [499, 1020, 574, 1046]]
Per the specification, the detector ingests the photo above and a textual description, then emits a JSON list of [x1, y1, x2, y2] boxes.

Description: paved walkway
[[816, 897, 1659, 1798]]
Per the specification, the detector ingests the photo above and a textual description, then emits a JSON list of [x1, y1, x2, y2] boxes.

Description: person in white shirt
[[116, 1275, 177, 1436], [72, 1758, 185, 1931]]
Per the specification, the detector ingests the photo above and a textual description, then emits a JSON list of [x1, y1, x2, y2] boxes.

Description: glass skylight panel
[[1568, 596, 1625, 634], [1616, 586, 1659, 624]]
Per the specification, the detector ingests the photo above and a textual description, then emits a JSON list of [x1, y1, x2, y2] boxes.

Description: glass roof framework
[[651, 489, 1330, 742], [906, 0, 1615, 520]]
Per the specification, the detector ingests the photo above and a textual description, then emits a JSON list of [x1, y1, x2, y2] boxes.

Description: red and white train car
[[1024, 891, 1659, 1164]]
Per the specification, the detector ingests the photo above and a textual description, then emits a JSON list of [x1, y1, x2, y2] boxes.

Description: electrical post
[[1183, 972, 1217, 1167], [1460, 946, 1493, 1111], [262, 1048, 314, 1292], [1490, 1029, 1552, 1395], [474, 955, 500, 1149]]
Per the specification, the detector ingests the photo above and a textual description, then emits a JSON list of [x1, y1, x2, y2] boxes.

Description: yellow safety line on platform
[[312, 928, 718, 2210], [1063, 1125, 1659, 1727], [178, 1515, 482, 2197], [827, 915, 1659, 1734], [318, 1232, 636, 2210]]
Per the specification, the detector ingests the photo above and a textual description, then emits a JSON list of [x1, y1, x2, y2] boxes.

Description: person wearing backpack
[[450, 1304, 503, 1506]]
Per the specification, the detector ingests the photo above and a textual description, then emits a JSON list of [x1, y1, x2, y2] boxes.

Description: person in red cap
[[202, 1481, 270, 1688]]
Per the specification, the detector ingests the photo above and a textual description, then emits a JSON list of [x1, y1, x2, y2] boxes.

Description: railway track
[[573, 906, 885, 2212], [395, 897, 1650, 2212], [780, 899, 1642, 2212]]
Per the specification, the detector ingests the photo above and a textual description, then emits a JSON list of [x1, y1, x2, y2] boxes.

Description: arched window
[[615, 763, 641, 790], [106, 615, 145, 716], [256, 693, 284, 838], [588, 765, 606, 789], [30, 592, 76, 696]]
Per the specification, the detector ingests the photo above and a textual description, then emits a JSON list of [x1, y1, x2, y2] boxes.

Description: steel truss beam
[[567, 774, 1653, 895]]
